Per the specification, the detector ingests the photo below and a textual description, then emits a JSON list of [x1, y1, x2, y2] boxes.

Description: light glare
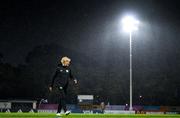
[[122, 16, 139, 32]]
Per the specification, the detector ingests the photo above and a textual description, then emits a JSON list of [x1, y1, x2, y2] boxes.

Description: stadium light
[[122, 15, 139, 111], [122, 16, 139, 33]]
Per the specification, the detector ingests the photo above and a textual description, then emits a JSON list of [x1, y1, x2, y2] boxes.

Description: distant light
[[122, 16, 139, 32], [125, 104, 128, 106]]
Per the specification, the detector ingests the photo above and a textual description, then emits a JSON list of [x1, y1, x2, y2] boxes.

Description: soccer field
[[0, 113, 180, 118]]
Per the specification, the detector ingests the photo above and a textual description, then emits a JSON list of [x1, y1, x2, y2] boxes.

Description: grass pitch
[[0, 113, 180, 118]]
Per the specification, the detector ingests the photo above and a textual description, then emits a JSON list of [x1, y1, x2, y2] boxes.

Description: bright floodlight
[[122, 16, 139, 32]]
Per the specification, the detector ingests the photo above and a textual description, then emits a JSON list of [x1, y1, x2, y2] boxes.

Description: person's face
[[62, 60, 70, 66]]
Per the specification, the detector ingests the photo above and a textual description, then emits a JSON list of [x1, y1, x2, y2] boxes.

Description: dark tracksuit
[[50, 64, 76, 113]]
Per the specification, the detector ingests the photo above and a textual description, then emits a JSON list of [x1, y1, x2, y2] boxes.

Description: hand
[[49, 87, 52, 92], [74, 79, 78, 84]]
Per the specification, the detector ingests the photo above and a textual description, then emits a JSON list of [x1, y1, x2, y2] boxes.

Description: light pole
[[122, 16, 139, 111]]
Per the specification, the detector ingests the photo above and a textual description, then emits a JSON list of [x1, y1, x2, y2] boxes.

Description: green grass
[[0, 113, 180, 118]]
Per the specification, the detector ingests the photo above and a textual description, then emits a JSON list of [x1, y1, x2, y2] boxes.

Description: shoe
[[56, 113, 62, 116], [65, 111, 71, 115]]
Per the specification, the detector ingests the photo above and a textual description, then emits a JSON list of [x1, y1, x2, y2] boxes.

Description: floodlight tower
[[122, 16, 139, 111]]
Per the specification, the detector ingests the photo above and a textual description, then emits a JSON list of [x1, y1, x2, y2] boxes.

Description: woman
[[49, 56, 77, 116]]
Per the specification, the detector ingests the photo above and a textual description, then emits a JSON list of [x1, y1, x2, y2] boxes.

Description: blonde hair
[[61, 56, 71, 64]]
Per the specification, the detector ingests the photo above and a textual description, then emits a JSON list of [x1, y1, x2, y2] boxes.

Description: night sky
[[1, 0, 180, 65]]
